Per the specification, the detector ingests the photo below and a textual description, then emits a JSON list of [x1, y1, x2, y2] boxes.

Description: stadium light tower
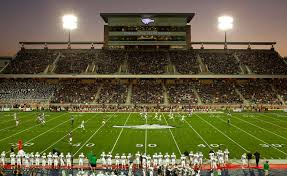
[[62, 14, 78, 48], [218, 15, 233, 49]]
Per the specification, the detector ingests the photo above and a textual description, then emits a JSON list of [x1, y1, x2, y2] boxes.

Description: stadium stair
[[192, 88, 202, 105], [44, 53, 61, 74], [271, 85, 286, 105], [162, 84, 169, 105], [197, 55, 209, 73], [125, 83, 133, 105], [94, 84, 103, 102], [119, 59, 129, 74], [85, 62, 96, 73], [235, 88, 249, 105], [233, 54, 248, 74]]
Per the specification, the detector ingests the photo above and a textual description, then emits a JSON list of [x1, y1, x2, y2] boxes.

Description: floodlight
[[218, 15, 234, 49], [62, 15, 78, 30], [218, 16, 233, 31]]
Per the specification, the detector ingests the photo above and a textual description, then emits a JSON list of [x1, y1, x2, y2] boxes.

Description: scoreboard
[[100, 13, 195, 49]]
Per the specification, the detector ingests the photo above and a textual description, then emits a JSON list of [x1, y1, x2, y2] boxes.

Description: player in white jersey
[[224, 149, 229, 163], [100, 152, 106, 168], [121, 153, 127, 169], [115, 153, 120, 168], [241, 153, 247, 168], [16, 119, 19, 127], [189, 151, 194, 164], [47, 152, 53, 166], [142, 153, 147, 168], [171, 153, 176, 166], [10, 152, 16, 167], [53, 153, 59, 168], [146, 154, 151, 168], [24, 153, 30, 167], [189, 109, 193, 117], [152, 153, 158, 168], [1, 151, 5, 166], [107, 152, 112, 169], [79, 120, 85, 130], [180, 115, 185, 122], [169, 112, 174, 120], [127, 153, 132, 166], [158, 114, 162, 121], [59, 153, 65, 167], [14, 113, 17, 120], [35, 152, 40, 166], [198, 152, 203, 165], [66, 152, 72, 168], [102, 120, 106, 125], [164, 153, 170, 166], [29, 152, 34, 166], [210, 156, 217, 170], [135, 152, 140, 168], [78, 152, 85, 166], [217, 150, 224, 167], [180, 154, 186, 167], [158, 152, 163, 166], [42, 153, 47, 167], [16, 153, 21, 166], [68, 132, 72, 145], [193, 152, 199, 166]]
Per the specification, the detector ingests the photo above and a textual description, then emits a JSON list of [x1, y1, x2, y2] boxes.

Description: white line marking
[[195, 114, 248, 152], [261, 113, 287, 123], [183, 118, 211, 149], [163, 114, 182, 155], [6, 117, 71, 154], [216, 116, 287, 156], [40, 114, 100, 154], [233, 115, 287, 141], [248, 114, 287, 130], [0, 112, 38, 132], [0, 113, 67, 142], [73, 114, 114, 156], [110, 113, 131, 153]]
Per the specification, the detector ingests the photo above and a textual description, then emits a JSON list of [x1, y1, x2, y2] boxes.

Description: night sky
[[0, 0, 286, 56]]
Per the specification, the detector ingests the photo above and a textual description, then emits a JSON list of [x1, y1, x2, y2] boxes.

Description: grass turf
[[0, 111, 287, 159]]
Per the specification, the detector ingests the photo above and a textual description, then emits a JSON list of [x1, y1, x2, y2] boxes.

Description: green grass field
[[0, 111, 287, 160]]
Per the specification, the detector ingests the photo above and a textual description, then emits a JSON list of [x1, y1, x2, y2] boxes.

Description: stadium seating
[[235, 50, 287, 74], [3, 49, 286, 75], [199, 52, 241, 74], [3, 49, 58, 74]]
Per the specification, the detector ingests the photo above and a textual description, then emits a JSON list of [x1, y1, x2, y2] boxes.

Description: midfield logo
[[141, 18, 155, 25]]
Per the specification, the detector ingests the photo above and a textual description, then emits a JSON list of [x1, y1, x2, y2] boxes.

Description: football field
[[0, 111, 287, 160]]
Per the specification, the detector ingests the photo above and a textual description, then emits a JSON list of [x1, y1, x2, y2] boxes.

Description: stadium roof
[[100, 13, 195, 23]]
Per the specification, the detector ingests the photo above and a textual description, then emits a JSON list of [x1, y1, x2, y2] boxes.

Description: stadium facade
[[0, 13, 286, 111]]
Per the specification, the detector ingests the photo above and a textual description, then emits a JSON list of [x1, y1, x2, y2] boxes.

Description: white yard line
[[183, 117, 211, 149], [73, 114, 115, 156], [40, 113, 101, 154], [0, 113, 67, 142], [163, 114, 182, 155], [247, 114, 287, 130], [0, 112, 38, 132], [7, 118, 71, 154], [195, 114, 248, 152], [216, 116, 287, 156], [233, 115, 287, 141], [261, 113, 287, 123], [145, 113, 148, 154], [110, 113, 132, 153]]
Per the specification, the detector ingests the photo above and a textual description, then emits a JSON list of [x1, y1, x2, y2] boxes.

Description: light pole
[[62, 14, 78, 49], [218, 16, 233, 49]]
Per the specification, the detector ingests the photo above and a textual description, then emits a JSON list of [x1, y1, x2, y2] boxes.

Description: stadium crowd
[[235, 50, 287, 75], [3, 49, 58, 74], [199, 52, 241, 74], [2, 49, 286, 75]]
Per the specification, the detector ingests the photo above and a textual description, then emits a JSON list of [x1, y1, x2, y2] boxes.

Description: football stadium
[[0, 2, 287, 176]]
